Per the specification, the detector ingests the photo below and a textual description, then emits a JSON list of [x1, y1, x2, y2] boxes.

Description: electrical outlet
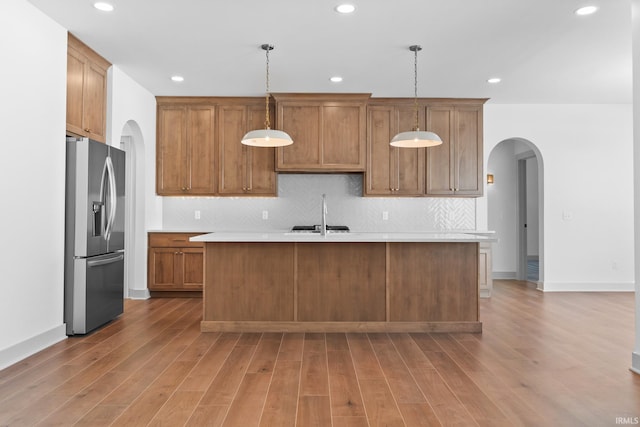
[[382, 211, 389, 221], [262, 210, 269, 220], [194, 210, 201, 220]]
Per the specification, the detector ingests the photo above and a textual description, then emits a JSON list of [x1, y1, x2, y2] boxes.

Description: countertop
[[190, 231, 496, 243]]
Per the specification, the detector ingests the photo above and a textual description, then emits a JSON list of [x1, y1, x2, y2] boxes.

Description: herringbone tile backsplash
[[162, 174, 476, 232]]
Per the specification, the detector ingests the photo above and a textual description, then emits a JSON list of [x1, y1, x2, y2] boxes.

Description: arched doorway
[[487, 137, 545, 289], [118, 120, 148, 299]]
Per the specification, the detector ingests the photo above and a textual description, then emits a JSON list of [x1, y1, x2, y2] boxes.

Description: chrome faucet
[[321, 194, 327, 236]]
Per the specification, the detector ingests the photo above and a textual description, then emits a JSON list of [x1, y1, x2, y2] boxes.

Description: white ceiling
[[27, 0, 632, 104]]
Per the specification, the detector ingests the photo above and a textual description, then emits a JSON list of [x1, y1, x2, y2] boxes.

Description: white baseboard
[[0, 324, 67, 371], [479, 289, 491, 298], [128, 288, 150, 300], [541, 282, 635, 292], [493, 271, 516, 279]]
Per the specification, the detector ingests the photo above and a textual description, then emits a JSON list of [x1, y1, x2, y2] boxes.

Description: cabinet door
[[322, 104, 365, 170], [218, 104, 276, 195], [187, 107, 216, 194], [246, 105, 276, 194], [395, 106, 425, 195], [148, 247, 182, 290], [454, 106, 483, 196], [157, 106, 188, 194], [181, 248, 204, 290], [366, 106, 395, 195], [148, 247, 203, 291], [66, 45, 85, 137], [82, 61, 107, 142], [366, 106, 424, 196], [426, 106, 455, 195], [277, 104, 322, 170], [218, 105, 247, 194]]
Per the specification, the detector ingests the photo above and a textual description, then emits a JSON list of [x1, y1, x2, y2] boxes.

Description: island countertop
[[191, 230, 496, 243]]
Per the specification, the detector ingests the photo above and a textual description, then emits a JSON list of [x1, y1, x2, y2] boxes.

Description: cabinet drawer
[[148, 232, 204, 248]]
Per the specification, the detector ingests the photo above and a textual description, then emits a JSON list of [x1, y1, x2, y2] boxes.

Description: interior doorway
[[118, 120, 148, 299], [517, 153, 540, 282], [487, 138, 544, 289]]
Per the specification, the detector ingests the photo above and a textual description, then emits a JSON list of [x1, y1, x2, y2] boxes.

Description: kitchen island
[[191, 232, 495, 333]]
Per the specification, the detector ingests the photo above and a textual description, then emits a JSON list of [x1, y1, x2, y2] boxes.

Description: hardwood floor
[[1, 280, 638, 426]]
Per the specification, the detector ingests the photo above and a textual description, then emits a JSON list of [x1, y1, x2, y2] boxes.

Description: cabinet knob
[[84, 128, 92, 133], [181, 187, 187, 191]]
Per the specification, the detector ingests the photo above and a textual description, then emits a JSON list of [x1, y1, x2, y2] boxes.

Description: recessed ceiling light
[[335, 4, 356, 14], [171, 75, 184, 82], [575, 6, 598, 16], [487, 78, 501, 84], [93, 2, 114, 12], [330, 76, 343, 83]]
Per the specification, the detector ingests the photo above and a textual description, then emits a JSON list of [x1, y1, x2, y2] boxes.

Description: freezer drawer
[[66, 252, 124, 335]]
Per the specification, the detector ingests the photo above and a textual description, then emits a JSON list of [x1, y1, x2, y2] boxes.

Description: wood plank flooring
[[1, 280, 639, 426]]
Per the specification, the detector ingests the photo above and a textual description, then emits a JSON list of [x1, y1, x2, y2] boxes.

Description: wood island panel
[[387, 242, 478, 322], [201, 241, 481, 333], [203, 242, 295, 321], [296, 242, 386, 321]]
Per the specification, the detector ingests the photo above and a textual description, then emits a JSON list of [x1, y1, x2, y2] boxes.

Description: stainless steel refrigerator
[[64, 137, 125, 335]]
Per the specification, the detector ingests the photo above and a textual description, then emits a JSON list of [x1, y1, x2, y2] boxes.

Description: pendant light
[[390, 45, 442, 148], [241, 44, 293, 147]]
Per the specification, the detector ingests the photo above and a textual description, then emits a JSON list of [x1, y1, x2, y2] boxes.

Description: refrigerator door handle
[[99, 157, 109, 239], [87, 252, 124, 268], [104, 156, 117, 241]]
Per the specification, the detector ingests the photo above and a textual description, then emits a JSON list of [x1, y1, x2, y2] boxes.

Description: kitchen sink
[[290, 225, 350, 233]]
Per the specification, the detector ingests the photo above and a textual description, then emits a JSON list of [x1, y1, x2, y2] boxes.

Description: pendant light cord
[[413, 45, 420, 132], [264, 45, 271, 130]]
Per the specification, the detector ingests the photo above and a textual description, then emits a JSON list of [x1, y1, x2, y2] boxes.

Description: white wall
[[487, 142, 518, 277], [108, 66, 160, 298], [484, 104, 634, 291], [0, 0, 68, 369], [631, 0, 640, 374]]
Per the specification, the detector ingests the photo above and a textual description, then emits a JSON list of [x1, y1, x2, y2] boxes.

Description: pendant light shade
[[241, 129, 293, 147], [242, 44, 293, 147], [390, 130, 442, 147], [391, 45, 442, 148]]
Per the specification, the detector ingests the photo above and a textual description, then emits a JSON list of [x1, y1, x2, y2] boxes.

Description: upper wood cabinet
[[156, 97, 276, 196], [66, 33, 110, 143], [366, 98, 485, 197], [274, 93, 370, 172], [218, 101, 276, 196], [366, 104, 425, 196], [156, 102, 216, 195], [426, 104, 484, 196]]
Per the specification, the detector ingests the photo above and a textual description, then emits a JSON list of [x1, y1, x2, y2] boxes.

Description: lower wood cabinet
[[479, 241, 493, 298], [148, 233, 204, 295]]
